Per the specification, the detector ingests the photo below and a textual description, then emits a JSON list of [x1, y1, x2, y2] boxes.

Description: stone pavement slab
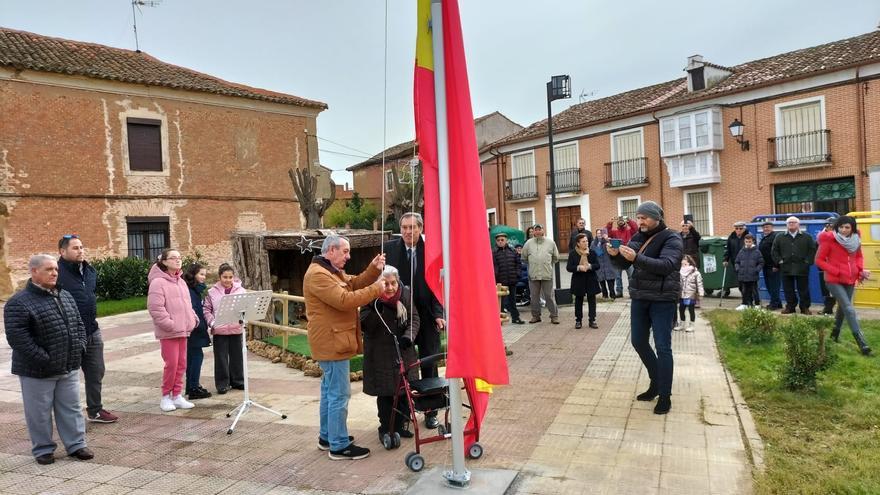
[[0, 300, 757, 494]]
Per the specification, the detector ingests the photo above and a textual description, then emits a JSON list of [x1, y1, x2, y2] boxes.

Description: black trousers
[[598, 280, 614, 298], [502, 284, 520, 321], [741, 281, 758, 306], [377, 394, 412, 433], [676, 301, 696, 323], [574, 293, 597, 323], [782, 275, 811, 311], [213, 334, 244, 390]]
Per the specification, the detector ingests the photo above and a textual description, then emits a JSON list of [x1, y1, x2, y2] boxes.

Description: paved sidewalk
[[0, 300, 756, 494]]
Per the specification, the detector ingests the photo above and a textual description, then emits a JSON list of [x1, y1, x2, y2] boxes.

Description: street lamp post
[[547, 75, 571, 291]]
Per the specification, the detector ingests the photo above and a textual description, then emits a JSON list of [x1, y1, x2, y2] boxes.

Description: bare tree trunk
[[289, 168, 336, 229]]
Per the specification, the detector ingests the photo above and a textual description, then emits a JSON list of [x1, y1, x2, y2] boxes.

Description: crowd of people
[[5, 206, 875, 465]]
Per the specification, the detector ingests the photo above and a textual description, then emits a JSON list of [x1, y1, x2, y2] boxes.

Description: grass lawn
[[96, 296, 147, 317], [706, 310, 880, 495], [263, 333, 449, 375]]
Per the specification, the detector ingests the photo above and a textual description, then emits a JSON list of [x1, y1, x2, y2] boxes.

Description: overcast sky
[[3, 1, 878, 186]]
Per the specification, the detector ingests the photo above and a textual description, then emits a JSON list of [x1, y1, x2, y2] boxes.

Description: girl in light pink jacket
[[203, 263, 247, 394], [147, 249, 199, 412]]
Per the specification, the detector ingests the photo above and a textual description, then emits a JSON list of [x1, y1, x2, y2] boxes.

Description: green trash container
[[698, 237, 738, 297]]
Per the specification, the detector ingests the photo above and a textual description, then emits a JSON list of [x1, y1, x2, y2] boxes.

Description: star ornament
[[296, 235, 322, 254]]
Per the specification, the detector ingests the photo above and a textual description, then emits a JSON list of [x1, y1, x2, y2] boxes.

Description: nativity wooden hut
[[231, 229, 389, 295]]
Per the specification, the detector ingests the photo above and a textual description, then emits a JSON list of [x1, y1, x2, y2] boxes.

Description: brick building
[[0, 28, 327, 296], [489, 30, 880, 252], [347, 111, 522, 224]]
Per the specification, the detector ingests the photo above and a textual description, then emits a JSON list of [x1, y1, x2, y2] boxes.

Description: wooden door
[[556, 205, 581, 252]]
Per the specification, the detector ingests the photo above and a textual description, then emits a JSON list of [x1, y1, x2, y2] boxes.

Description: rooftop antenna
[[578, 88, 598, 103], [131, 0, 161, 52]]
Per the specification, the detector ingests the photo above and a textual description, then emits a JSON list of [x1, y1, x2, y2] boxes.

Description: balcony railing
[[768, 129, 831, 169], [604, 158, 648, 188], [504, 175, 538, 201], [545, 168, 581, 194]]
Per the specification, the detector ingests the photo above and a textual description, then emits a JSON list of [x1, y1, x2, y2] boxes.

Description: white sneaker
[[673, 323, 684, 331], [172, 395, 194, 409], [685, 322, 695, 332], [160, 394, 176, 412], [735, 304, 747, 311]]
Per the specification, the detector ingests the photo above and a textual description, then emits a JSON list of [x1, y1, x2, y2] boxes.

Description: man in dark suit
[[383, 212, 445, 429]]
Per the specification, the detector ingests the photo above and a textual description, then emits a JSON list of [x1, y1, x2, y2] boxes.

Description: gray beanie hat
[[636, 201, 664, 221]]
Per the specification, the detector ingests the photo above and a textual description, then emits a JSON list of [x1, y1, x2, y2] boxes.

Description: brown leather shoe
[[35, 454, 54, 465], [550, 317, 560, 324], [69, 447, 94, 461], [780, 308, 795, 314], [528, 317, 542, 324], [801, 308, 812, 315]]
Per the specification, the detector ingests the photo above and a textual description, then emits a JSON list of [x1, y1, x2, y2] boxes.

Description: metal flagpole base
[[442, 468, 471, 488], [226, 399, 287, 435]]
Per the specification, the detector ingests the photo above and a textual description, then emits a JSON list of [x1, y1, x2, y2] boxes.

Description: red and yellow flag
[[414, 0, 510, 450]]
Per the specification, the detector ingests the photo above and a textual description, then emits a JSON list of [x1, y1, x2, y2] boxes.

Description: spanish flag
[[414, 0, 510, 451]]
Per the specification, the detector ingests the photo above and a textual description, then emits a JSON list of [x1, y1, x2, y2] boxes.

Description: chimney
[[686, 55, 706, 91]]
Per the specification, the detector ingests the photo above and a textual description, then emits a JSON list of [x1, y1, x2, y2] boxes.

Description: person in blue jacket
[[183, 263, 212, 400]]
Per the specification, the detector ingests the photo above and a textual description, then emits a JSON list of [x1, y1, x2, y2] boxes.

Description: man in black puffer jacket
[[608, 201, 682, 415], [492, 232, 524, 324], [56, 235, 118, 424], [4, 254, 93, 465]]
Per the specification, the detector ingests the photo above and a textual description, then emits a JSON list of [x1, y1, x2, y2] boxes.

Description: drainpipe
[[856, 67, 869, 209], [490, 146, 504, 224], [651, 111, 666, 210]]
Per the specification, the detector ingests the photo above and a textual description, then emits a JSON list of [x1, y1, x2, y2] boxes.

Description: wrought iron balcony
[[545, 168, 581, 194], [604, 158, 648, 188], [504, 175, 538, 201], [768, 129, 831, 169]]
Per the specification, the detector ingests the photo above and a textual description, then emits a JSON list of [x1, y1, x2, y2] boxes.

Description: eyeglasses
[[166, 256, 182, 260], [734, 227, 745, 230]]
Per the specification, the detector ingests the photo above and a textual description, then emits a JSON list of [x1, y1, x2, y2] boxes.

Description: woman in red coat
[[814, 216, 872, 355]]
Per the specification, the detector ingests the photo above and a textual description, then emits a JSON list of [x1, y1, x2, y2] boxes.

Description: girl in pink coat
[[147, 249, 199, 412], [203, 263, 247, 394]]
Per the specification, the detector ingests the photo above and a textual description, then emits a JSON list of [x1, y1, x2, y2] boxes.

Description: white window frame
[[774, 95, 826, 137], [385, 169, 394, 192], [486, 208, 497, 227], [509, 150, 536, 179], [683, 188, 714, 236], [120, 108, 170, 177], [610, 128, 645, 163], [517, 208, 536, 232], [553, 141, 579, 170], [659, 108, 722, 157], [617, 195, 641, 218]]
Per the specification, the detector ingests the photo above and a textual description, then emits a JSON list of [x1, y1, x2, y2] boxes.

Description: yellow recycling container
[[847, 211, 880, 308]]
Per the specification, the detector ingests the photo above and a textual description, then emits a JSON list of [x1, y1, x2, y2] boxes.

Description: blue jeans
[[615, 266, 634, 295], [826, 283, 870, 350], [630, 299, 676, 396], [763, 267, 782, 308], [318, 359, 351, 451]]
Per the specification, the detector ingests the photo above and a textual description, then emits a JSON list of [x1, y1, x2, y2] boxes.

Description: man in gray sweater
[[521, 224, 560, 324]]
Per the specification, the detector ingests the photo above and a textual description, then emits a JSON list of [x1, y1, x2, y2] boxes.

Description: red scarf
[[379, 286, 402, 308]]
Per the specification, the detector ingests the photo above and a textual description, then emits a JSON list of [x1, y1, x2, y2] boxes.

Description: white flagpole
[[430, 0, 470, 487]]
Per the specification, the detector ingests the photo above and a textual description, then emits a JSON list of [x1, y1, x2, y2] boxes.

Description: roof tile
[[0, 27, 327, 109]]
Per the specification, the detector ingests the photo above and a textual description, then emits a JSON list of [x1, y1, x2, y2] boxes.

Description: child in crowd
[[735, 234, 764, 310], [674, 255, 704, 332], [203, 263, 247, 394]]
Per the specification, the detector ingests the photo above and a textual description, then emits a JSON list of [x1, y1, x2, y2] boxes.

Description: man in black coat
[[4, 254, 94, 465], [568, 217, 593, 252], [383, 212, 445, 429], [608, 201, 682, 416], [56, 235, 118, 424], [758, 222, 782, 310], [492, 232, 524, 324]]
